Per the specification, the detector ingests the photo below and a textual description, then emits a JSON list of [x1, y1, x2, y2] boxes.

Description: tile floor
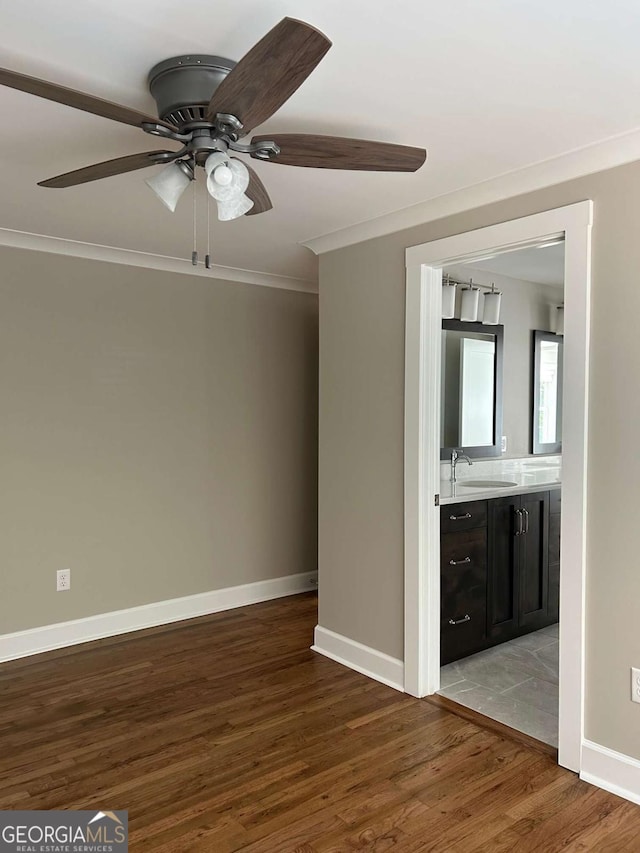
[[438, 623, 559, 747]]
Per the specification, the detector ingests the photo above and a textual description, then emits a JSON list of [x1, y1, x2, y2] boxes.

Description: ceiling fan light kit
[[0, 16, 427, 262], [205, 153, 254, 221], [145, 160, 194, 212]]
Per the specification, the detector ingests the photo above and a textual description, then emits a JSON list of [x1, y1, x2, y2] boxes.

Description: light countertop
[[439, 456, 561, 505]]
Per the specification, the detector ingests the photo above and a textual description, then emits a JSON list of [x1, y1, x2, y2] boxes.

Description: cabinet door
[[518, 491, 550, 630], [487, 496, 519, 641]]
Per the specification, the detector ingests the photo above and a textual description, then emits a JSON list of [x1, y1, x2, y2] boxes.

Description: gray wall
[[318, 158, 640, 760], [0, 247, 318, 634], [444, 264, 564, 458]]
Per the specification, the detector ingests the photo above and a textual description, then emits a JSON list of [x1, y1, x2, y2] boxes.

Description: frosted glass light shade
[[483, 290, 502, 325], [145, 162, 192, 212], [205, 154, 254, 220], [206, 156, 250, 200], [217, 193, 254, 221], [556, 305, 564, 335], [460, 286, 480, 322], [442, 282, 457, 318], [204, 152, 227, 177]]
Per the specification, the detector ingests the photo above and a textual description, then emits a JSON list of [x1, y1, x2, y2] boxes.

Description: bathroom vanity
[[440, 483, 561, 665], [438, 314, 563, 665]]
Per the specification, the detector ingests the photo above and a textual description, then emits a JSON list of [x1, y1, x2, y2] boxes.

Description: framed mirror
[[532, 330, 563, 454], [441, 320, 504, 459]]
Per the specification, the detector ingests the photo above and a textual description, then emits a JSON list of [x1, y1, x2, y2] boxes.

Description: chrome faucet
[[450, 449, 472, 483]]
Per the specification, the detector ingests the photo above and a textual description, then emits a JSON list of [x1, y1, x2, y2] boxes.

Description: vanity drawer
[[441, 500, 487, 534], [441, 607, 487, 665], [441, 559, 487, 664], [441, 528, 487, 573]]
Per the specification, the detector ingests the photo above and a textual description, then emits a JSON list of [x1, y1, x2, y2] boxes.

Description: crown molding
[[301, 125, 640, 256], [0, 227, 318, 294]]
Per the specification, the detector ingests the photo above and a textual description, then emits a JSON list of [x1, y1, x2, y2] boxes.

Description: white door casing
[[403, 201, 593, 773]]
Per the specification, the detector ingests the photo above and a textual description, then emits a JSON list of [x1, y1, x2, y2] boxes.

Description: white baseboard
[[0, 571, 318, 664], [581, 739, 640, 806], [311, 625, 404, 692]]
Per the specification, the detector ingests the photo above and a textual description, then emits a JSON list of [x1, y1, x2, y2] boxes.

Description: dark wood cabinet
[[487, 491, 549, 641], [441, 525, 487, 665], [548, 489, 561, 623], [486, 495, 519, 642], [441, 488, 560, 664], [518, 491, 550, 630], [441, 499, 488, 535]]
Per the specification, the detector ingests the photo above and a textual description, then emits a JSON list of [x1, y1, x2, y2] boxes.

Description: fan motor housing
[[148, 55, 236, 127]]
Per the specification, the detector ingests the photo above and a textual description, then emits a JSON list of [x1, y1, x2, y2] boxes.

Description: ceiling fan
[[0, 17, 427, 222]]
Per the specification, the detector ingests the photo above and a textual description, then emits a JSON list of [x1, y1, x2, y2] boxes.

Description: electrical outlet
[[501, 435, 508, 453], [56, 569, 71, 592], [631, 667, 640, 703]]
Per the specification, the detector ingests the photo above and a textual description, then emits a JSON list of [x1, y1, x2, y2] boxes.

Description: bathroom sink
[[458, 479, 519, 488]]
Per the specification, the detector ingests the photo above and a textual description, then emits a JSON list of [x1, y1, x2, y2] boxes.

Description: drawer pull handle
[[449, 512, 472, 521], [449, 556, 471, 566], [448, 614, 471, 626], [515, 508, 523, 536], [514, 508, 530, 535]]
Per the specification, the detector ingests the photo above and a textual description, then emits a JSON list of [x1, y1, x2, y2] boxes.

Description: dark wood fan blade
[[0, 67, 177, 131], [244, 164, 273, 215], [38, 151, 174, 188], [251, 134, 427, 172], [207, 18, 331, 131]]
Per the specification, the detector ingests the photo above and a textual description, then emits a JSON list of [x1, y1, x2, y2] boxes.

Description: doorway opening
[[437, 242, 564, 748], [403, 202, 592, 773]]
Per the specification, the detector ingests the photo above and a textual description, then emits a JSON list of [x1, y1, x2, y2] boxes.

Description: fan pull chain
[[205, 192, 211, 269], [191, 171, 198, 266]]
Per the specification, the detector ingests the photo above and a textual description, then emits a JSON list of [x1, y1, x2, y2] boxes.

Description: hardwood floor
[[1, 592, 638, 851]]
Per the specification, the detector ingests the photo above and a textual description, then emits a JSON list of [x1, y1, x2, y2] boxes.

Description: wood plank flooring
[[1, 592, 639, 851]]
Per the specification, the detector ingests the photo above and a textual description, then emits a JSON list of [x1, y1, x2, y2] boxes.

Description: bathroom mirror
[[441, 320, 504, 459], [532, 330, 563, 454]]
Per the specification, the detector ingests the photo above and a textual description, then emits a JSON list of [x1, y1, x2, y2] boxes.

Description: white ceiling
[[1, 0, 640, 282], [467, 243, 565, 287]]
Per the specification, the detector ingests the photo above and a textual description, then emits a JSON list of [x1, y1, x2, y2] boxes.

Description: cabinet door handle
[[448, 556, 471, 566], [515, 508, 523, 536], [523, 508, 530, 534], [448, 614, 471, 625], [449, 512, 472, 521]]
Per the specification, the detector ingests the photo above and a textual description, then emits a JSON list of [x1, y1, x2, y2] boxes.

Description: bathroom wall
[[443, 263, 564, 458]]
